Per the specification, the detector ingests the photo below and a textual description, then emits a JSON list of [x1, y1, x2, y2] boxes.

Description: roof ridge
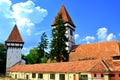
[[78, 40, 119, 46], [88, 60, 100, 71], [100, 59, 111, 71]]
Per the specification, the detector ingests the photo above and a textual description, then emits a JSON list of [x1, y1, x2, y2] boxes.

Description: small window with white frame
[[26, 75, 29, 79], [38, 73, 43, 79], [50, 73, 55, 79], [59, 74, 65, 80], [32, 73, 36, 78], [15, 74, 17, 79]]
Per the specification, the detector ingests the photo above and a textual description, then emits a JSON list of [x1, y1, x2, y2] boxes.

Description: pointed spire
[[6, 24, 24, 43], [52, 5, 75, 27]]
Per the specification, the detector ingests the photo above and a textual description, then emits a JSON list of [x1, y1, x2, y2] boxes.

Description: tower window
[[70, 29, 73, 36]]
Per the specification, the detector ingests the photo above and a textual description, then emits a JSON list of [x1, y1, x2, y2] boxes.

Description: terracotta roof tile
[[69, 41, 120, 61], [6, 24, 24, 43], [8, 59, 120, 73], [90, 59, 110, 72], [104, 59, 120, 71], [52, 5, 75, 27], [8, 60, 104, 73]]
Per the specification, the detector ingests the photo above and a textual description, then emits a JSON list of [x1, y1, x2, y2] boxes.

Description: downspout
[[68, 72, 69, 80], [48, 73, 49, 80], [24, 73, 25, 79]]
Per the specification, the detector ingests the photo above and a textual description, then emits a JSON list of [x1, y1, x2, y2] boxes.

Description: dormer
[[112, 55, 120, 61]]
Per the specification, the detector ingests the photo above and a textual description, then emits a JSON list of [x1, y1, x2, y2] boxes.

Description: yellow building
[[8, 59, 120, 80]]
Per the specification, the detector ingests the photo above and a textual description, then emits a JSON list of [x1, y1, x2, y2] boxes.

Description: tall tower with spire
[[5, 24, 24, 69], [52, 5, 75, 52]]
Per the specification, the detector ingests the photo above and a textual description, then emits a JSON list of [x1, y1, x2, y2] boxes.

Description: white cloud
[[97, 27, 107, 41], [107, 33, 116, 41], [74, 34, 79, 40], [82, 36, 95, 44], [0, 0, 48, 54], [12, 0, 48, 35], [0, 0, 48, 36], [0, 0, 12, 18], [0, 0, 15, 40], [97, 27, 116, 41]]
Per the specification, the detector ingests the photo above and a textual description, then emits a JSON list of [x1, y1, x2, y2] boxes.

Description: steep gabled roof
[[69, 41, 120, 61], [52, 5, 75, 27], [6, 24, 24, 43]]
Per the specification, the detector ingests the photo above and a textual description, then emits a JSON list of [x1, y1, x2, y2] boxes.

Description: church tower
[[52, 5, 75, 52], [5, 24, 24, 69]]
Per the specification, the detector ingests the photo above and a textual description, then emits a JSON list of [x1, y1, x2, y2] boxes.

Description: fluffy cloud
[[107, 33, 116, 41], [12, 0, 48, 35], [0, 0, 48, 54], [0, 0, 14, 41], [74, 34, 79, 40], [0, 0, 12, 18], [0, 0, 48, 36], [97, 27, 116, 41], [80, 27, 116, 44], [82, 36, 95, 44], [97, 27, 107, 41]]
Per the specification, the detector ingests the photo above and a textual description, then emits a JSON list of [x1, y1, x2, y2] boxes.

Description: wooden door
[[74, 74, 76, 80]]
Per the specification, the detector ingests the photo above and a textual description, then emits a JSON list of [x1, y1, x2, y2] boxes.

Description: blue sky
[[0, 0, 120, 55]]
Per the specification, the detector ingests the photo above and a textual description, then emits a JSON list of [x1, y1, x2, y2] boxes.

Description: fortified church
[[5, 5, 120, 80]]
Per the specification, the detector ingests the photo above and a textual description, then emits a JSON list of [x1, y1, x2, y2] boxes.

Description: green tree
[[50, 13, 68, 62], [26, 48, 38, 64], [41, 57, 48, 63], [37, 32, 49, 63], [25, 32, 49, 64], [0, 43, 6, 74]]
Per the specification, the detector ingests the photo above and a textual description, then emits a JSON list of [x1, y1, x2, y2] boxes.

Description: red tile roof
[[90, 59, 110, 72], [6, 24, 24, 43], [104, 59, 120, 71], [8, 59, 120, 73], [8, 60, 103, 73], [69, 41, 120, 61], [52, 5, 75, 27]]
